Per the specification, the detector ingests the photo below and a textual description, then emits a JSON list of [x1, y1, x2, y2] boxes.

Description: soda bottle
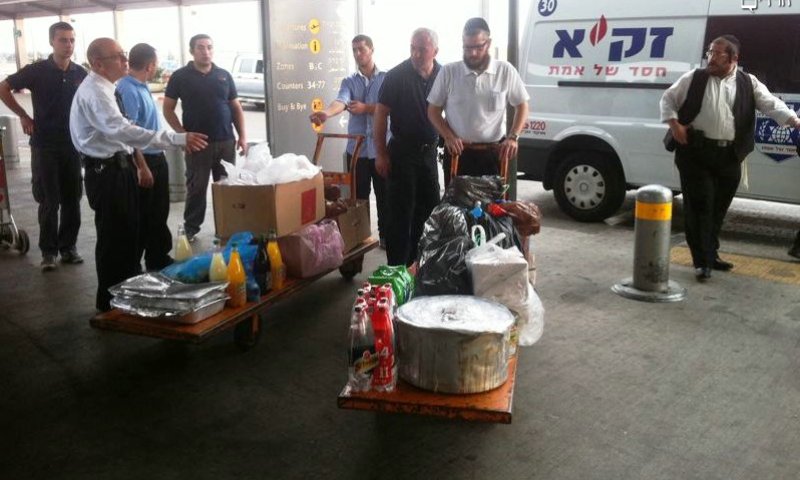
[[174, 225, 193, 262], [253, 235, 272, 294], [371, 298, 396, 392], [226, 244, 247, 308], [267, 229, 286, 290], [209, 237, 228, 282], [348, 304, 375, 392]]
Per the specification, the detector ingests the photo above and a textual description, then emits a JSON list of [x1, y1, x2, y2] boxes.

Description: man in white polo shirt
[[427, 17, 529, 185]]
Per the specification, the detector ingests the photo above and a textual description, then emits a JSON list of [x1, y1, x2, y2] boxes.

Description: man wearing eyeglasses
[[70, 37, 208, 312], [427, 17, 529, 185], [660, 35, 800, 282], [0, 22, 87, 272]]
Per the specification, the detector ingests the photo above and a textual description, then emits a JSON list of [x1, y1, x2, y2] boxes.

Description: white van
[[518, 0, 800, 221]]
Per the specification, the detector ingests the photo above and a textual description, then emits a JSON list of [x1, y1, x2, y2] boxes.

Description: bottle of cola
[[371, 298, 396, 392], [348, 304, 375, 392]]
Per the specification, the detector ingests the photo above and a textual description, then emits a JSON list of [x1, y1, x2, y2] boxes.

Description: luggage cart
[[91, 134, 380, 350], [0, 132, 29, 254], [338, 145, 525, 423]]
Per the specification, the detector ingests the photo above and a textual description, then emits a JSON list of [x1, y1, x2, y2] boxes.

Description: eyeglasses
[[463, 41, 489, 52], [705, 49, 728, 58], [100, 51, 127, 61]]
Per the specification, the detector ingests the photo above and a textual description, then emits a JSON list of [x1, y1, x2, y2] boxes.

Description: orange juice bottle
[[209, 237, 228, 282], [267, 229, 286, 290], [226, 244, 247, 308], [175, 225, 193, 262]]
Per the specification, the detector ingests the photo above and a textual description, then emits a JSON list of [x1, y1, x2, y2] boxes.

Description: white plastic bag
[[240, 141, 272, 174], [516, 284, 544, 346], [256, 153, 320, 185]]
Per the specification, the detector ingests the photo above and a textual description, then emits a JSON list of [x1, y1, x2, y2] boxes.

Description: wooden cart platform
[[91, 238, 379, 349], [337, 353, 518, 424]]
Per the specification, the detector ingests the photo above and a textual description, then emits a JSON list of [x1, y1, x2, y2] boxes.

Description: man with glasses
[[0, 22, 87, 272], [163, 34, 248, 243], [427, 17, 529, 186], [70, 38, 208, 312], [660, 34, 800, 282], [309, 34, 388, 248], [374, 28, 441, 266]]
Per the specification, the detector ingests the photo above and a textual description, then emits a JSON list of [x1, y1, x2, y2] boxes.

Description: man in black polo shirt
[[163, 34, 248, 241], [0, 21, 87, 272], [374, 28, 441, 266]]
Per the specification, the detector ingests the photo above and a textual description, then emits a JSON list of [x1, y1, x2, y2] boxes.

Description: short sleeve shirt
[[5, 55, 87, 147], [378, 59, 441, 143], [116, 75, 162, 154], [427, 59, 529, 143], [164, 62, 237, 142], [336, 67, 386, 158]]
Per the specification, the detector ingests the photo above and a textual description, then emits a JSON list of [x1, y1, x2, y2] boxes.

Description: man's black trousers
[[31, 146, 82, 257], [84, 156, 139, 311], [385, 139, 440, 266], [139, 153, 172, 270], [675, 144, 741, 269]]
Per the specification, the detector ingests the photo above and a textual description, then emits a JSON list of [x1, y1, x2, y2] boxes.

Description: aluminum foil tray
[[395, 295, 514, 394]]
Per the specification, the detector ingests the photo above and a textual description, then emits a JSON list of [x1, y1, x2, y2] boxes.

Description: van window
[[705, 16, 800, 93], [256, 60, 264, 74], [239, 58, 256, 74]]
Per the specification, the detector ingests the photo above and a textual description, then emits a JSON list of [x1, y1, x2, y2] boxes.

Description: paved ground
[[1, 93, 800, 479]]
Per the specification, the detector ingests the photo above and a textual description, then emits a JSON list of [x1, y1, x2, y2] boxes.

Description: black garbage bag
[[466, 210, 523, 252], [442, 175, 506, 209], [415, 203, 474, 296]]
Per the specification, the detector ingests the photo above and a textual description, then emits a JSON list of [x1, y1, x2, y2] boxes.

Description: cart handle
[[449, 143, 509, 194], [312, 133, 365, 202]]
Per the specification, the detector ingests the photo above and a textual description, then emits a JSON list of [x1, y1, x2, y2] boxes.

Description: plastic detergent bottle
[[226, 244, 247, 308], [175, 225, 193, 262], [209, 238, 228, 282], [267, 229, 286, 290]]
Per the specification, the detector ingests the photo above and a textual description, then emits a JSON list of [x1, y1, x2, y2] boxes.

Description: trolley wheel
[[15, 229, 29, 254], [234, 316, 261, 351], [339, 256, 364, 281]]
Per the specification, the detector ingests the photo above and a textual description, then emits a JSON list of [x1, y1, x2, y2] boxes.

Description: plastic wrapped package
[[500, 201, 542, 236], [415, 203, 473, 296], [395, 295, 514, 393], [109, 273, 228, 321], [442, 175, 506, 208], [277, 220, 344, 278]]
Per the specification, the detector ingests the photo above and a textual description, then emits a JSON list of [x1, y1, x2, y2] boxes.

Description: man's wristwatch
[[507, 133, 520, 141]]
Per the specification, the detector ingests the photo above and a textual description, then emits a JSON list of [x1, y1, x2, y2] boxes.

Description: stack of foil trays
[[109, 273, 228, 323], [395, 295, 514, 394]]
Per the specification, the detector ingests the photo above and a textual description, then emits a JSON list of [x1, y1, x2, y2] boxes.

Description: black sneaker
[[60, 249, 84, 264], [789, 244, 800, 260], [41, 255, 57, 272]]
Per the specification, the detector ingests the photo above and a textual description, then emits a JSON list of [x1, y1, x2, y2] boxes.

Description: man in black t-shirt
[[163, 34, 248, 241], [374, 28, 441, 266], [0, 22, 87, 272]]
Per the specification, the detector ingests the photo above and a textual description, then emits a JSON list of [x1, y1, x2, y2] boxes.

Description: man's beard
[[464, 54, 490, 71]]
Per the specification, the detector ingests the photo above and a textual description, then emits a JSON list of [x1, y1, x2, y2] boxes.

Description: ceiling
[[0, 0, 228, 20]]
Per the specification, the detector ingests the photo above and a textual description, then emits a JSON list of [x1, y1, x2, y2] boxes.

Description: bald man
[[70, 37, 207, 312]]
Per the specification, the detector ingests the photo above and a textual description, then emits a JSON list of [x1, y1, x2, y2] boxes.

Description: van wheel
[[553, 151, 626, 222]]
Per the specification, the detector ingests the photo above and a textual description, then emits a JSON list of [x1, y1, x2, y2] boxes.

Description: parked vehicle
[[519, 0, 800, 221], [232, 53, 266, 108]]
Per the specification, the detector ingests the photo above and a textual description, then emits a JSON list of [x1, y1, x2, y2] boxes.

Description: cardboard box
[[336, 199, 371, 252], [212, 172, 324, 238]]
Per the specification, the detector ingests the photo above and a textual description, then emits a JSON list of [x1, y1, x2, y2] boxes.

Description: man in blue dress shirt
[[310, 34, 388, 247], [116, 43, 174, 271]]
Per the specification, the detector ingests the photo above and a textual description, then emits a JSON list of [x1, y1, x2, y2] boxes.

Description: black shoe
[[789, 245, 800, 260], [712, 257, 733, 271], [694, 267, 712, 282], [60, 248, 84, 264], [40, 255, 57, 272]]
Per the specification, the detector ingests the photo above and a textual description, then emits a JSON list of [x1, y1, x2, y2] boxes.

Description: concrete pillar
[[13, 18, 27, 69], [177, 5, 187, 66], [113, 10, 124, 41]]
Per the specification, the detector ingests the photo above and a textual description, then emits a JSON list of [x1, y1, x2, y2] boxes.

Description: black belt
[[81, 151, 132, 170], [391, 135, 438, 152], [701, 138, 734, 149]]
